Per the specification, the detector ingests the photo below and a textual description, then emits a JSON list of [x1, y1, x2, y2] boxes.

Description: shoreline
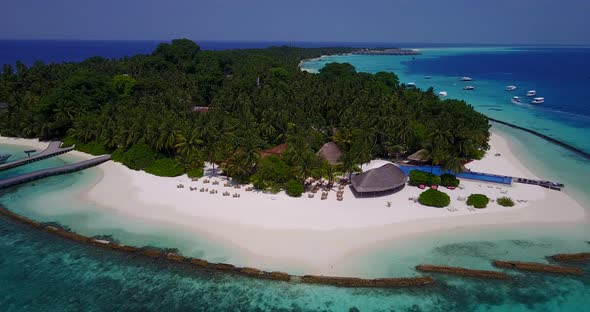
[[1, 131, 588, 276]]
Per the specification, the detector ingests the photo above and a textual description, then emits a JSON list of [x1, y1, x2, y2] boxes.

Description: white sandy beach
[[0, 132, 588, 275]]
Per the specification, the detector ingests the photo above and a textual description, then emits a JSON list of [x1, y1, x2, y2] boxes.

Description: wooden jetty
[[0, 141, 74, 172], [512, 177, 564, 191], [488, 117, 590, 161], [0, 155, 110, 190]]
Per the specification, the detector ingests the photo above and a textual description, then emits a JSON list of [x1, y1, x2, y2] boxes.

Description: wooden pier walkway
[[0, 155, 110, 190], [512, 177, 564, 191], [0, 141, 74, 172]]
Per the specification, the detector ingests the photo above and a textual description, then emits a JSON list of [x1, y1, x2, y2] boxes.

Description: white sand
[[1, 133, 588, 274]]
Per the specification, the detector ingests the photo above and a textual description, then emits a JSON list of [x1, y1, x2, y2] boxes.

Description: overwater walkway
[[0, 141, 74, 172], [397, 164, 564, 191], [0, 155, 111, 190]]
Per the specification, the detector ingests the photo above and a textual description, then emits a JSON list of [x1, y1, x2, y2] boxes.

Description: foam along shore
[[1, 132, 588, 275]]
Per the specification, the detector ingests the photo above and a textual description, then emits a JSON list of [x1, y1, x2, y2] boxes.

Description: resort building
[[350, 163, 407, 196], [259, 143, 288, 158], [317, 142, 342, 165], [191, 106, 210, 113]]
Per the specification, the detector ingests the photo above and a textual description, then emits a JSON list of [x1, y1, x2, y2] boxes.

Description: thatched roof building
[[317, 142, 342, 165], [407, 149, 430, 163], [351, 163, 407, 195], [259, 143, 288, 158], [191, 106, 210, 113]]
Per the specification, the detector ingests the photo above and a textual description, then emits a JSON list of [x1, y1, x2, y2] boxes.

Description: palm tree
[[175, 126, 203, 165], [320, 162, 343, 187], [442, 155, 464, 175], [156, 119, 177, 152], [341, 152, 361, 182]]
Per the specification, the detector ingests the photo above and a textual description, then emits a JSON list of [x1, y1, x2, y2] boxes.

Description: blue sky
[[1, 0, 588, 44]]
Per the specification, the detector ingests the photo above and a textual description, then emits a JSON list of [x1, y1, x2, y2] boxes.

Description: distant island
[[352, 48, 420, 56]]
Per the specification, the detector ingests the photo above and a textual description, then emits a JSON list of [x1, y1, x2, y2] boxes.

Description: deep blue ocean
[[1, 41, 589, 311]]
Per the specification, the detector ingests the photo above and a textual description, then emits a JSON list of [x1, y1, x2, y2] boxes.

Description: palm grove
[[0, 39, 490, 196]]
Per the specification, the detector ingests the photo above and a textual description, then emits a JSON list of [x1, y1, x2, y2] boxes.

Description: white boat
[[460, 76, 473, 81], [0, 154, 11, 164], [531, 97, 545, 104], [438, 91, 448, 97], [511, 96, 521, 104], [463, 86, 475, 90], [407, 82, 416, 87], [505, 85, 517, 91], [526, 90, 537, 97]]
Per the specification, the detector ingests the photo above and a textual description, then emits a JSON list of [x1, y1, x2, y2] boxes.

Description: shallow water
[[1, 216, 588, 312]]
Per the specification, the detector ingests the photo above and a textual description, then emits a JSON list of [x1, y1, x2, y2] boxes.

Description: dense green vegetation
[[285, 180, 305, 197], [440, 173, 460, 187], [418, 189, 451, 207], [0, 39, 490, 184], [409, 170, 441, 186], [186, 167, 204, 179], [496, 196, 514, 207], [467, 194, 489, 208], [145, 158, 184, 177]]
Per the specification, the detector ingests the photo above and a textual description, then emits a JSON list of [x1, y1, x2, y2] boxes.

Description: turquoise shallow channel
[[1, 46, 590, 311]]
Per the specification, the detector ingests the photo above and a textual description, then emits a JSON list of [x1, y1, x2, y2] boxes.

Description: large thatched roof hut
[[351, 163, 407, 195], [317, 142, 342, 165]]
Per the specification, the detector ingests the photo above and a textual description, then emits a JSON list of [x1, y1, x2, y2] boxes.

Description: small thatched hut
[[317, 142, 342, 165], [407, 149, 430, 164], [351, 163, 407, 196]]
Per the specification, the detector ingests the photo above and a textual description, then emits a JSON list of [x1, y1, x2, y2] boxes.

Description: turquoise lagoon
[[1, 47, 590, 311]]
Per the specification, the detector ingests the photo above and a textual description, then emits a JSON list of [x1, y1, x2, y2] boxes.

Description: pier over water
[[0, 141, 74, 172], [0, 155, 111, 190]]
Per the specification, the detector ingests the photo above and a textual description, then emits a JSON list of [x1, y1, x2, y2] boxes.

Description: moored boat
[[438, 91, 448, 97], [407, 82, 416, 87], [511, 96, 521, 104], [463, 86, 475, 91], [527, 90, 537, 97], [460, 76, 473, 81], [505, 85, 517, 91], [0, 154, 12, 164], [531, 97, 545, 104], [424, 76, 431, 79]]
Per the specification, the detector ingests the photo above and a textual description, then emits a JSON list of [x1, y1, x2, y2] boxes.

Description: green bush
[[62, 136, 109, 156], [409, 170, 441, 186], [251, 155, 293, 190], [115, 143, 158, 170], [285, 179, 304, 197], [440, 173, 460, 187], [187, 167, 204, 179], [145, 158, 184, 177], [467, 194, 489, 208], [418, 189, 451, 207], [497, 196, 515, 207]]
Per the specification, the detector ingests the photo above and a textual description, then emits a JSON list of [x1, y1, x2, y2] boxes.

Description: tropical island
[[0, 39, 585, 275], [0, 39, 488, 186]]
